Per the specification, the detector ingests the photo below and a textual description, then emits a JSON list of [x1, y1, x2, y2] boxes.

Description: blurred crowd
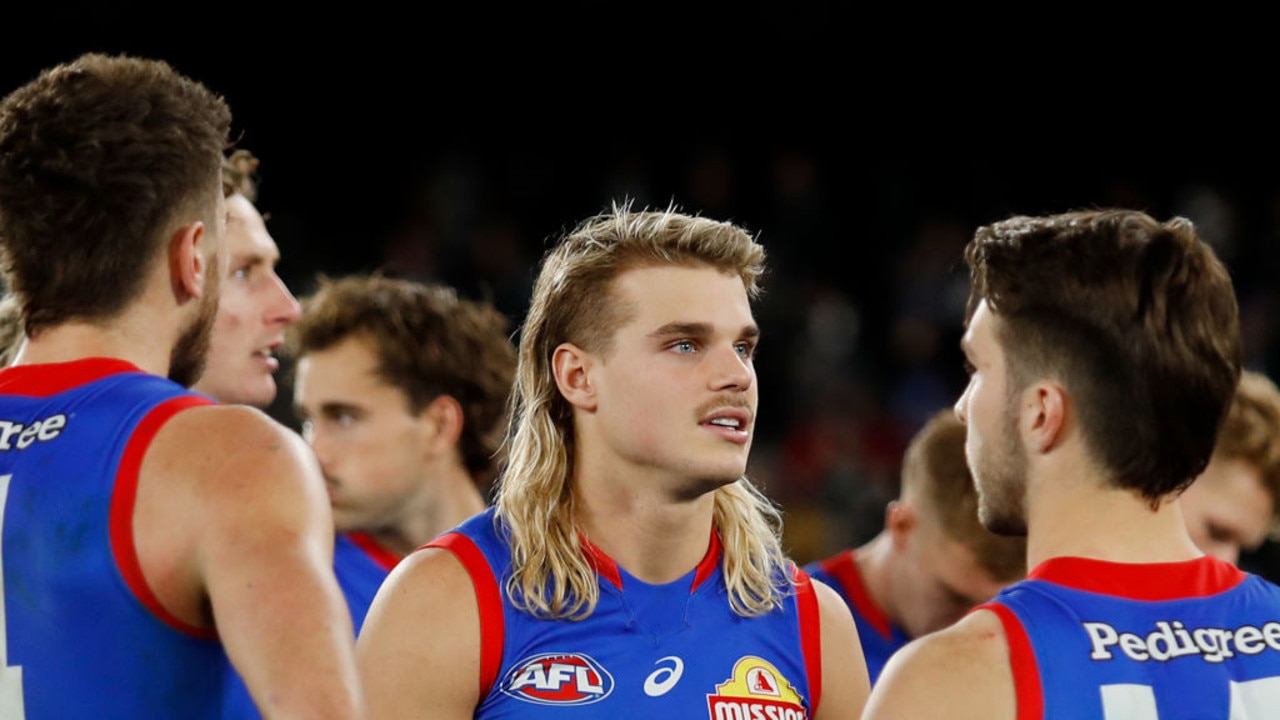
[[249, 141, 1280, 571]]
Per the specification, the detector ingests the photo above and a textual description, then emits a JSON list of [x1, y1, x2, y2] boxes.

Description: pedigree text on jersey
[[0, 414, 68, 450], [1085, 619, 1280, 664]]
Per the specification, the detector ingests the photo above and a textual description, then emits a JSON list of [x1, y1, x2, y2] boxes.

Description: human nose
[[954, 384, 970, 424], [270, 273, 302, 325], [711, 344, 753, 391]]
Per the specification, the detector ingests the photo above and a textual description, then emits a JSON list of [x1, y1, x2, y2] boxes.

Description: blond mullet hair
[[495, 202, 788, 620]]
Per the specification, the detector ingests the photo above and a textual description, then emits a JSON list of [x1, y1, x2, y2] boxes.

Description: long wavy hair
[[495, 202, 790, 620]]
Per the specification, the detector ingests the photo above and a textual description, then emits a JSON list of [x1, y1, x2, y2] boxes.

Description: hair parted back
[[287, 273, 517, 481], [496, 200, 785, 620], [965, 209, 1242, 504], [1212, 370, 1280, 526], [0, 53, 231, 337], [901, 409, 1025, 581]]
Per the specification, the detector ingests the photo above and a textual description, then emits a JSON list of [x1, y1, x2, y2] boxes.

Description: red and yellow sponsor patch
[[706, 656, 808, 719]]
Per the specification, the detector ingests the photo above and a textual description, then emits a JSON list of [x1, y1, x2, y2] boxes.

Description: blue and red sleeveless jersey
[[427, 507, 824, 719], [982, 555, 1280, 719], [223, 530, 401, 718], [804, 550, 909, 684], [0, 358, 225, 718]]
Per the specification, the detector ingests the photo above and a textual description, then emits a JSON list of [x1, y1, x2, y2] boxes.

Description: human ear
[[1025, 381, 1067, 453], [552, 343, 596, 411], [418, 394, 464, 453], [886, 500, 917, 548], [167, 221, 207, 301]]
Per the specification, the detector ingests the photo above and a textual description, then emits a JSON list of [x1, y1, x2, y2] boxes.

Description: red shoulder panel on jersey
[[982, 601, 1043, 720], [792, 564, 823, 714], [428, 531, 505, 699], [109, 394, 217, 640]]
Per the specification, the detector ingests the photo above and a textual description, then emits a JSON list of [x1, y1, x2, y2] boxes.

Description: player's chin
[[329, 504, 362, 533], [703, 459, 751, 487]]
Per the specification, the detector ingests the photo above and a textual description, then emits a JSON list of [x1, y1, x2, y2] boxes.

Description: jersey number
[[0, 475, 27, 717], [1101, 677, 1280, 719]]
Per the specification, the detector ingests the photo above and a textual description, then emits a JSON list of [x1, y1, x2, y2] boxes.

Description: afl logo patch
[[500, 652, 614, 706]]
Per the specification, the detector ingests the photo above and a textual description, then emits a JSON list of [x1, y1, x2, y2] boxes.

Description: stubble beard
[[169, 268, 220, 389], [973, 405, 1030, 537]]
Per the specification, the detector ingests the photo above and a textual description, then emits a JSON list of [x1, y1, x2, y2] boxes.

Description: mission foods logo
[[707, 656, 808, 720], [500, 652, 613, 706]]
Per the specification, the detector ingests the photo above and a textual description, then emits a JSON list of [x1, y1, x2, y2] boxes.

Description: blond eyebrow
[[650, 321, 760, 340]]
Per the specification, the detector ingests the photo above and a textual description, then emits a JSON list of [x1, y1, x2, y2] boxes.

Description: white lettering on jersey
[[1084, 620, 1280, 664], [0, 415, 67, 451]]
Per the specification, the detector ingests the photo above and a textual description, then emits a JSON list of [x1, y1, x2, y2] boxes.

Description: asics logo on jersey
[[501, 652, 613, 706], [644, 656, 685, 697], [1085, 619, 1280, 664], [0, 414, 67, 451]]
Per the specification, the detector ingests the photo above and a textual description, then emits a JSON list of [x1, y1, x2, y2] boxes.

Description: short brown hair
[[222, 149, 259, 202], [0, 294, 22, 366], [288, 274, 517, 480], [966, 209, 1241, 503], [1214, 370, 1280, 524], [0, 53, 231, 336], [903, 409, 1026, 581]]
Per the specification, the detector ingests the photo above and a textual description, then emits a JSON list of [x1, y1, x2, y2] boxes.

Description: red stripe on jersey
[[982, 602, 1043, 720], [347, 531, 402, 571], [580, 527, 726, 592], [793, 564, 823, 714], [579, 533, 624, 590], [428, 532, 504, 699], [109, 394, 217, 639], [691, 530, 723, 592], [0, 358, 146, 395], [1029, 555, 1245, 600], [819, 549, 893, 640]]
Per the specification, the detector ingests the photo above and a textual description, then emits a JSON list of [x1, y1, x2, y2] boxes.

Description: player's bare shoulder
[[358, 545, 484, 719], [862, 607, 1015, 720], [149, 403, 321, 494]]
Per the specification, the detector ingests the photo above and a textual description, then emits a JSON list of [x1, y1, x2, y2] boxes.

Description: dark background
[[5, 5, 1280, 570]]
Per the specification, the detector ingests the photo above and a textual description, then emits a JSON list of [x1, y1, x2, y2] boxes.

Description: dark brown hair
[[288, 274, 517, 480], [0, 53, 231, 336], [965, 209, 1242, 503]]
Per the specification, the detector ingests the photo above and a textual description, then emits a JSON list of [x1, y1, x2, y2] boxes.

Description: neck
[[853, 533, 899, 624], [573, 471, 718, 585], [366, 465, 487, 557], [15, 315, 175, 378], [1025, 456, 1201, 568]]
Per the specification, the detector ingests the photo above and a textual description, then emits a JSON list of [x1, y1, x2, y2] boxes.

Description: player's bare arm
[[136, 404, 364, 720], [862, 608, 1014, 720], [358, 546, 482, 720]]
